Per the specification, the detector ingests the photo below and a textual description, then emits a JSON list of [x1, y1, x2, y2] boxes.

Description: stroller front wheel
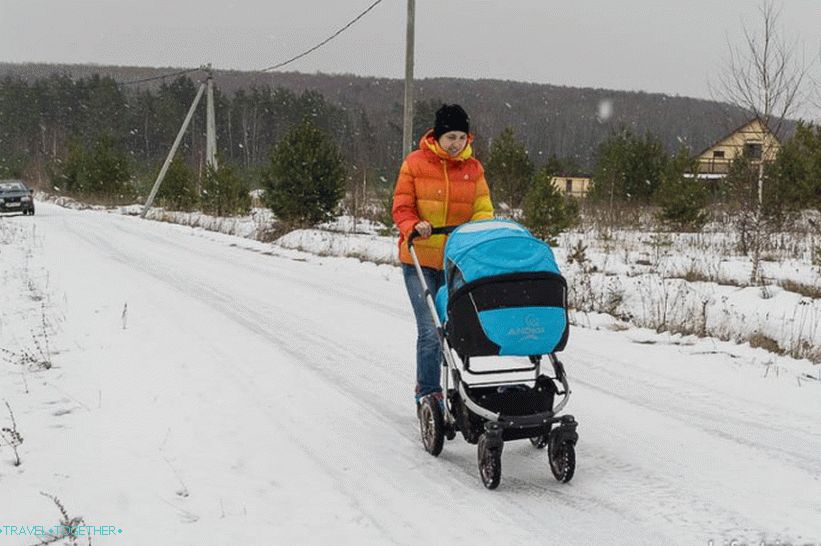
[[477, 428, 503, 489], [549, 441, 576, 483], [418, 395, 444, 456]]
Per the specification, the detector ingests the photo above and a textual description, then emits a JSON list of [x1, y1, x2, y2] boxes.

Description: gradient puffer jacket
[[392, 130, 494, 269]]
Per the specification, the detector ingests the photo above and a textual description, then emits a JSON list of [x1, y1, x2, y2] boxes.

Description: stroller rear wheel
[[418, 395, 444, 456]]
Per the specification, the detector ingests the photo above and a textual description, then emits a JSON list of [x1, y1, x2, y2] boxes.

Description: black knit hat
[[433, 104, 470, 139]]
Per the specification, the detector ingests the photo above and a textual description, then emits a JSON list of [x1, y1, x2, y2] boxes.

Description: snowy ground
[[1, 203, 820, 545]]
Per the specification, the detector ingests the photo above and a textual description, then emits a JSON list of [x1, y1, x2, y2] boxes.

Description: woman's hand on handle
[[414, 220, 433, 239], [408, 223, 458, 248]]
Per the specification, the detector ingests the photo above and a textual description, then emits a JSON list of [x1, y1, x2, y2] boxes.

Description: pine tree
[[201, 160, 250, 217], [486, 127, 535, 210], [262, 119, 346, 226], [769, 122, 821, 214], [590, 129, 668, 204], [522, 167, 579, 244], [655, 147, 708, 229], [54, 135, 131, 200], [156, 158, 198, 211], [54, 140, 90, 194]]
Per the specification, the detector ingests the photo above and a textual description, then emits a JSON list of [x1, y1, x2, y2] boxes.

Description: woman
[[392, 103, 494, 409]]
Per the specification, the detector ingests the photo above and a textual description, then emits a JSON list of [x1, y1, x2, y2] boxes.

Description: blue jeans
[[402, 263, 444, 401]]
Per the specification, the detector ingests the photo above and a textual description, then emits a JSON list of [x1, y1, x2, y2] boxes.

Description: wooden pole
[[141, 82, 206, 218], [402, 0, 415, 159]]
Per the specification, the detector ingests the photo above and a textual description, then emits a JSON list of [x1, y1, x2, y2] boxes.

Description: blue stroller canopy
[[435, 219, 568, 357]]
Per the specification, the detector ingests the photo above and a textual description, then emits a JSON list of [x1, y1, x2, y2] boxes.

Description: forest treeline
[[1, 64, 818, 258], [0, 62, 754, 184]]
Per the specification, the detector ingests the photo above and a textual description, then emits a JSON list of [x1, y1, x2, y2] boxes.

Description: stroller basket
[[466, 375, 557, 416]]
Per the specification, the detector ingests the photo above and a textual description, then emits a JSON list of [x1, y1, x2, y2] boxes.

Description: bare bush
[[38, 492, 90, 546], [1, 401, 23, 466]]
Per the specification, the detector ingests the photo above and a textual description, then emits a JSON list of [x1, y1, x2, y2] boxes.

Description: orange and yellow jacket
[[392, 130, 494, 269]]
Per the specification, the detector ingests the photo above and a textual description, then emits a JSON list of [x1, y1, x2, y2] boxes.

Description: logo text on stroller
[[507, 315, 544, 340]]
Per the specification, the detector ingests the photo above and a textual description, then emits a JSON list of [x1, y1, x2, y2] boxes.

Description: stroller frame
[[408, 226, 579, 489]]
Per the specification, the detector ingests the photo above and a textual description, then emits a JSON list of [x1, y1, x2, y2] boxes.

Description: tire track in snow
[[573, 355, 821, 476], [105, 216, 409, 321], [565, 346, 820, 540]]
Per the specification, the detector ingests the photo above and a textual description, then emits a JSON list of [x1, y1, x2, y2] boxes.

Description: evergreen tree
[[655, 147, 708, 229], [53, 140, 90, 194], [522, 167, 579, 244], [75, 75, 128, 144], [486, 127, 535, 209], [412, 99, 443, 143], [542, 154, 579, 178], [0, 153, 26, 179], [54, 135, 131, 199], [155, 77, 200, 157], [156, 157, 198, 211], [262, 119, 346, 226], [769, 122, 821, 213], [590, 129, 668, 204], [201, 160, 251, 217]]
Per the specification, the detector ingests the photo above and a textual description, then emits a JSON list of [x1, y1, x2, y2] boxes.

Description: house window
[[744, 142, 763, 159], [566, 179, 573, 193], [712, 150, 725, 158]]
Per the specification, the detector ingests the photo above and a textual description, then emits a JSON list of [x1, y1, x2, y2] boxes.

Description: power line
[[118, 67, 202, 86], [259, 0, 385, 72], [3, 0, 386, 90], [0, 67, 203, 89]]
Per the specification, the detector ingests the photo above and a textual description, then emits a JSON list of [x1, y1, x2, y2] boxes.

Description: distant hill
[[0, 62, 751, 170]]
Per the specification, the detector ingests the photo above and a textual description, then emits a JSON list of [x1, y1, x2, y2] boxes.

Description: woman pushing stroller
[[391, 103, 494, 409], [391, 104, 579, 489]]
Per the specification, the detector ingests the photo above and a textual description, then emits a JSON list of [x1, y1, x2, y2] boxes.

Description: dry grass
[[680, 268, 713, 283], [748, 333, 784, 354], [778, 279, 821, 300], [255, 221, 294, 243]]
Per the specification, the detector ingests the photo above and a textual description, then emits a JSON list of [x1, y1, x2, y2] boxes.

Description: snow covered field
[[1, 202, 820, 545]]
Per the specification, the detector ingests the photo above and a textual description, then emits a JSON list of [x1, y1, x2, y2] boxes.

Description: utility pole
[[205, 64, 218, 171], [402, 0, 415, 158], [141, 81, 206, 219]]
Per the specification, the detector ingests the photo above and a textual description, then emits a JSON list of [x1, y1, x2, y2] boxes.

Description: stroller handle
[[407, 225, 458, 248]]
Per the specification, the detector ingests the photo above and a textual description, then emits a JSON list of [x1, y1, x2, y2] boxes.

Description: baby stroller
[[408, 219, 578, 489]]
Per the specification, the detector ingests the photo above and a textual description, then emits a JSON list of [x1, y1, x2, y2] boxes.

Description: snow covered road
[[2, 203, 820, 545]]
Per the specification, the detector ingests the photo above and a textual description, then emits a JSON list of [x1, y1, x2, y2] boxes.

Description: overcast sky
[[1, 0, 819, 116]]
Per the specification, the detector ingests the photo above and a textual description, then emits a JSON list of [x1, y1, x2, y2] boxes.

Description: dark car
[[0, 180, 35, 215]]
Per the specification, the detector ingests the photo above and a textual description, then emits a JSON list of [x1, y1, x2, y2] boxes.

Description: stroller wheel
[[549, 441, 576, 483], [529, 435, 548, 449], [477, 433, 503, 489], [418, 395, 444, 456]]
